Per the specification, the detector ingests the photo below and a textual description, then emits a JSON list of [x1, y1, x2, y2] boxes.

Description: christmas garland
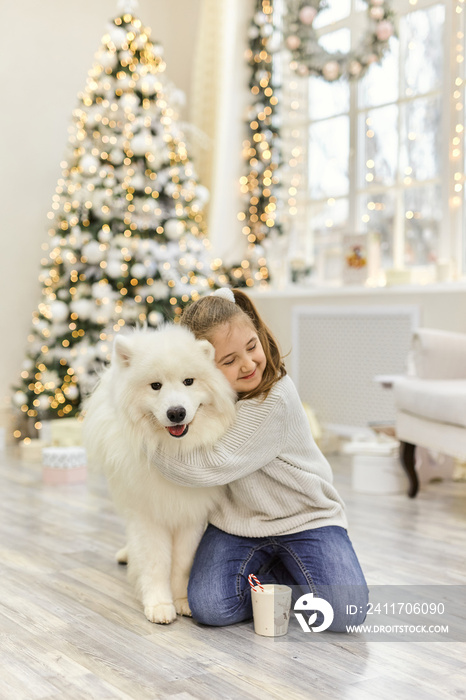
[[284, 0, 395, 81]]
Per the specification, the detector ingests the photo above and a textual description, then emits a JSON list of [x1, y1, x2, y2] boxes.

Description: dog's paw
[[144, 603, 177, 624], [116, 546, 128, 565], [174, 597, 192, 617]]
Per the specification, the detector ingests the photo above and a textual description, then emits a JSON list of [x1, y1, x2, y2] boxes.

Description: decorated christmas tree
[[227, 0, 284, 288], [13, 2, 224, 431]]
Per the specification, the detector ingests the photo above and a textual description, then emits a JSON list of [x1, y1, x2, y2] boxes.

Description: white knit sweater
[[153, 374, 348, 537]]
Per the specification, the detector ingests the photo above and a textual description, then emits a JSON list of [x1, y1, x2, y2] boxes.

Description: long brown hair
[[180, 289, 286, 400]]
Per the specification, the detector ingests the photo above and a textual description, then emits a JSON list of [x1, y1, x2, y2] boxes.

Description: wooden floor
[[0, 448, 465, 700]]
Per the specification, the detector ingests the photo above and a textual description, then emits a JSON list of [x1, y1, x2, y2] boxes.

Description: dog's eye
[[150, 382, 162, 391], [183, 378, 194, 386]]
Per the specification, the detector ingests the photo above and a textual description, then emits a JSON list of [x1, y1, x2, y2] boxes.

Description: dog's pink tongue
[[168, 425, 186, 437]]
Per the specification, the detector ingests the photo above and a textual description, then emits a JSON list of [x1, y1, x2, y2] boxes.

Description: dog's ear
[[113, 335, 133, 367], [197, 339, 215, 363]]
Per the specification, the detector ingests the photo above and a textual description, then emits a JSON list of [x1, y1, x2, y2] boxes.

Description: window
[[280, 0, 465, 284]]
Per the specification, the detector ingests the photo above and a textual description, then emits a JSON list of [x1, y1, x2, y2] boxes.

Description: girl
[[153, 287, 368, 631]]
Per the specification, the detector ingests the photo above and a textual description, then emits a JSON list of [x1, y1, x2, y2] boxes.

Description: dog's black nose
[[167, 406, 186, 424]]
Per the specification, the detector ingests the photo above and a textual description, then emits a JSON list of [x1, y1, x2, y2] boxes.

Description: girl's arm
[[150, 392, 286, 487]]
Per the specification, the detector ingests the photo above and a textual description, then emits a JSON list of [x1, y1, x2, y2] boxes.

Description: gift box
[[20, 439, 48, 462], [42, 446, 87, 484], [50, 418, 83, 447]]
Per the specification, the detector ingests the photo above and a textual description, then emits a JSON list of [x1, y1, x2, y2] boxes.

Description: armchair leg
[[399, 441, 419, 498]]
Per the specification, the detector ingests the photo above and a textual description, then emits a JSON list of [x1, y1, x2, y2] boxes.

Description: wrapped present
[[20, 439, 48, 462], [42, 446, 87, 484], [50, 418, 83, 447]]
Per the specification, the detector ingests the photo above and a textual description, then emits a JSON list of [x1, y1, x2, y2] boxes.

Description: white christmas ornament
[[92, 281, 113, 300], [148, 311, 164, 326], [98, 49, 118, 71], [50, 301, 69, 322], [82, 240, 104, 265], [149, 280, 167, 300], [70, 298, 94, 321], [38, 394, 51, 410], [140, 74, 158, 95], [13, 391, 27, 408], [194, 185, 210, 205], [131, 263, 146, 279], [80, 154, 99, 175], [97, 228, 112, 243], [109, 25, 128, 50], [106, 260, 124, 278], [164, 219, 185, 240], [131, 131, 152, 156], [64, 384, 79, 400], [120, 93, 139, 112], [110, 148, 125, 165]]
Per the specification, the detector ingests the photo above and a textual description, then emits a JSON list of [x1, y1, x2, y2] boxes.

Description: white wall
[[0, 0, 200, 406]]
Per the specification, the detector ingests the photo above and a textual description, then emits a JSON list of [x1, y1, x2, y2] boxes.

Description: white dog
[[83, 325, 236, 624]]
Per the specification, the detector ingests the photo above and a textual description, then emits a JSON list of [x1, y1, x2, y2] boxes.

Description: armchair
[[394, 328, 466, 498]]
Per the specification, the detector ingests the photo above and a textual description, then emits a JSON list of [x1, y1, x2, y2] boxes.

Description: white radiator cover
[[291, 305, 420, 429]]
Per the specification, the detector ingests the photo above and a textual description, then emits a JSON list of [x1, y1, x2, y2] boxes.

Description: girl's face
[[210, 320, 267, 394]]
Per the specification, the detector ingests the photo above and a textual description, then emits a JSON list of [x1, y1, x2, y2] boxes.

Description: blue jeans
[[187, 524, 368, 632]]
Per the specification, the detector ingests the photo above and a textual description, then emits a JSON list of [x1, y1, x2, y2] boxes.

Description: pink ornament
[[349, 60, 362, 76], [297, 63, 309, 76], [376, 20, 394, 42], [298, 5, 317, 25], [286, 35, 301, 51], [322, 60, 340, 81], [370, 6, 384, 20]]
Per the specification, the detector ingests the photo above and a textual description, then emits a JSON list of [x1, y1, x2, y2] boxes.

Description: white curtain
[[190, 0, 254, 264]]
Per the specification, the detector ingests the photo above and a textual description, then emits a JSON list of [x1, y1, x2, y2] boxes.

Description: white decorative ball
[[82, 240, 103, 265], [97, 228, 112, 243], [80, 154, 99, 175], [376, 20, 394, 41], [164, 219, 185, 240], [131, 172, 146, 190], [106, 260, 124, 278], [194, 185, 210, 205], [131, 131, 152, 156], [70, 298, 94, 320], [322, 60, 341, 81], [148, 311, 164, 327], [110, 148, 125, 165], [50, 301, 69, 322], [109, 25, 128, 49], [99, 49, 118, 70], [286, 35, 301, 51], [370, 6, 384, 21], [22, 359, 34, 372], [150, 280, 167, 300], [64, 384, 79, 400], [92, 281, 113, 300], [140, 74, 158, 95], [298, 6, 317, 25], [120, 93, 139, 112], [349, 60, 362, 76], [13, 391, 27, 408], [38, 394, 51, 410], [131, 263, 146, 279]]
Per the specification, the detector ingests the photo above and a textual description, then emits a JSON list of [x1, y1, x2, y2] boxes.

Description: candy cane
[[248, 573, 264, 592]]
